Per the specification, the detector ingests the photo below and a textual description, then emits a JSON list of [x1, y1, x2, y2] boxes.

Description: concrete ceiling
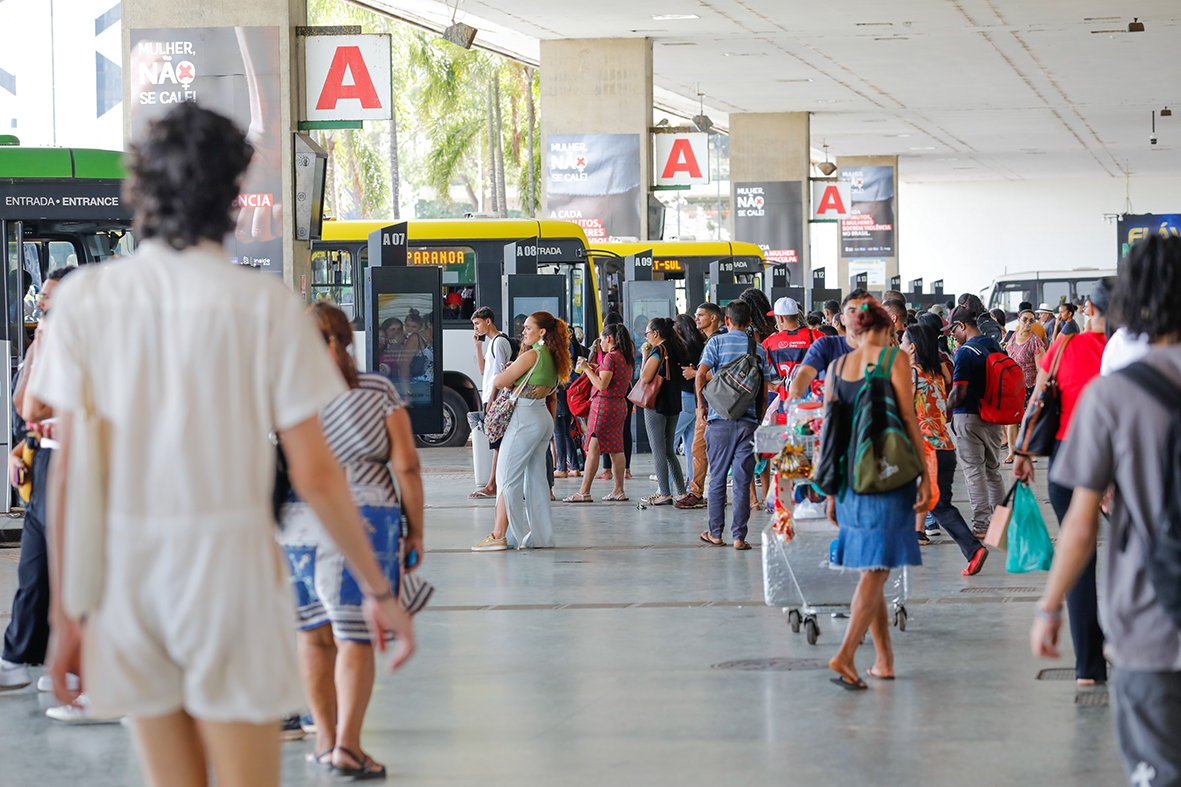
[[357, 0, 1181, 181]]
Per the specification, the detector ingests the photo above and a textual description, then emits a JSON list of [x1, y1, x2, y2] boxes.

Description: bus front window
[[407, 246, 477, 323]]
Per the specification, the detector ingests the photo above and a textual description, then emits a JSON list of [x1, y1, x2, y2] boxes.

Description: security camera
[[1151, 134, 1158, 145]]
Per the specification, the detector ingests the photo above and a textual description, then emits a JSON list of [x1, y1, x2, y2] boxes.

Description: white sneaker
[[37, 673, 80, 693], [0, 660, 30, 691], [45, 693, 121, 725]]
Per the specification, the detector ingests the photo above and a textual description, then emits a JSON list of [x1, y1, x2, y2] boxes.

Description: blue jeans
[[675, 391, 696, 478], [553, 411, 581, 472], [706, 419, 756, 541]]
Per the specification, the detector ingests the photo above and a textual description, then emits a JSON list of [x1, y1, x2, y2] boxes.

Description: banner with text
[[1117, 213, 1181, 262], [839, 165, 895, 258], [545, 134, 641, 243], [734, 180, 804, 283], [130, 27, 283, 274]]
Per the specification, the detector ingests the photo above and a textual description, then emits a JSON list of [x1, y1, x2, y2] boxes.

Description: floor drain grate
[[1075, 692, 1109, 707], [711, 658, 831, 672], [1036, 668, 1077, 681], [960, 587, 1041, 594]]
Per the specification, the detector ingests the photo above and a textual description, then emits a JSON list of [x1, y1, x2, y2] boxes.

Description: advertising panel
[[545, 134, 641, 243], [1117, 213, 1181, 262], [734, 180, 804, 281], [839, 165, 895, 258], [130, 27, 283, 274]]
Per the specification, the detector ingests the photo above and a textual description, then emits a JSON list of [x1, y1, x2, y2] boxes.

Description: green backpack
[[848, 347, 922, 495]]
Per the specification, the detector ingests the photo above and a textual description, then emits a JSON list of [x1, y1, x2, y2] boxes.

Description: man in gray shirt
[[1031, 235, 1181, 787]]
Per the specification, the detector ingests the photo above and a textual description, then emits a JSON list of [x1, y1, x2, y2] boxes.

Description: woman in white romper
[[27, 103, 415, 787]]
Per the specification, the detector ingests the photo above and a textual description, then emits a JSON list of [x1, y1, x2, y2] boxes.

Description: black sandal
[[306, 749, 333, 768], [333, 747, 387, 780]]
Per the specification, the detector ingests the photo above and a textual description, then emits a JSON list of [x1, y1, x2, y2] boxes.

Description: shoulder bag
[[1015, 334, 1072, 457], [483, 349, 543, 444], [627, 346, 667, 410], [812, 356, 853, 496]]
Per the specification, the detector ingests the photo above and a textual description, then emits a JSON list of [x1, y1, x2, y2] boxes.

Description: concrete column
[[539, 38, 653, 241], [835, 154, 899, 295], [728, 112, 811, 287], [121, 0, 309, 292]]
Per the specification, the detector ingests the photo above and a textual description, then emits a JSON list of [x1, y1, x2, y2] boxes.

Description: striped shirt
[[321, 373, 407, 503]]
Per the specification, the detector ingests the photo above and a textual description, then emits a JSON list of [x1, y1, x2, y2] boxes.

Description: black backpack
[[1115, 361, 1181, 627]]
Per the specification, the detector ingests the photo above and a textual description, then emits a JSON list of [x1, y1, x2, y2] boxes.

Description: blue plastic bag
[[1006, 482, 1054, 573]]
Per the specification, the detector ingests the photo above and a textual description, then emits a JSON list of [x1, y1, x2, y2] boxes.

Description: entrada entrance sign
[[304, 34, 392, 122], [653, 132, 709, 186]]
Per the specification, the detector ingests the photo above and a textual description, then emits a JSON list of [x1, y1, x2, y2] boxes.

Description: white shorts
[[83, 511, 303, 723]]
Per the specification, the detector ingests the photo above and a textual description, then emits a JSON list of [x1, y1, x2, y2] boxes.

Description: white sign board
[[305, 34, 391, 122], [850, 258, 887, 288], [653, 132, 709, 186], [811, 180, 852, 220]]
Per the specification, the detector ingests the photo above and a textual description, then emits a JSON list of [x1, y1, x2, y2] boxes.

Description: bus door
[[594, 254, 624, 324], [680, 257, 710, 312], [622, 277, 675, 454], [536, 238, 595, 346], [365, 263, 444, 436]]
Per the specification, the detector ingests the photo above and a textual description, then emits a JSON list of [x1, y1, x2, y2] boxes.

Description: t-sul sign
[[304, 34, 392, 122], [653, 132, 709, 186]]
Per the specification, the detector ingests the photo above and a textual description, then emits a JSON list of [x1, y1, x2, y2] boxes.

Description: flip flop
[[333, 747, 386, 780], [866, 668, 895, 680], [306, 750, 333, 768], [469, 490, 495, 499], [830, 675, 868, 691], [734, 541, 753, 551], [699, 532, 724, 546], [602, 493, 629, 502]]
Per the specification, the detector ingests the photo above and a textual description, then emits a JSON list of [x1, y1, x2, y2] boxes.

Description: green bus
[[0, 141, 133, 361]]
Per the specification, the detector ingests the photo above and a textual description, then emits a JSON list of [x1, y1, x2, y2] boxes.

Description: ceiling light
[[1128, 17, 1145, 32], [652, 13, 699, 21], [909, 146, 935, 151], [817, 144, 837, 176], [775, 78, 814, 83], [1162, 107, 1173, 117], [722, 52, 763, 57], [440, 1, 476, 49]]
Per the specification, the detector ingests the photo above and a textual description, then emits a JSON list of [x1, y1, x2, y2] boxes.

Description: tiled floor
[[0, 448, 1122, 785]]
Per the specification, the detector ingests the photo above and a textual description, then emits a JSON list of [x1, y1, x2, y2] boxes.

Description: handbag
[[627, 347, 667, 410], [483, 349, 543, 444], [1006, 481, 1054, 572], [61, 377, 108, 620], [812, 399, 852, 496], [1015, 335, 1072, 457], [565, 373, 593, 419], [985, 480, 1018, 550]]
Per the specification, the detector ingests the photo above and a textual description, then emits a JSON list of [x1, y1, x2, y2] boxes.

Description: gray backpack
[[703, 334, 764, 420]]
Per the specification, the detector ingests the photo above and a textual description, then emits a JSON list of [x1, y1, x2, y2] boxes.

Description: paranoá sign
[[304, 34, 392, 122], [653, 132, 709, 186]]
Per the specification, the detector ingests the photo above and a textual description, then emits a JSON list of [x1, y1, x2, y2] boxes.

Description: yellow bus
[[313, 218, 598, 446]]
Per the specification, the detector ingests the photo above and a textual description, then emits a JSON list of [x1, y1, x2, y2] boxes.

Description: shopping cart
[[762, 519, 910, 645], [758, 400, 910, 645]]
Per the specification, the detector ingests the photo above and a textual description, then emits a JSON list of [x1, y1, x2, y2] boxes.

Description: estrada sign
[[305, 35, 392, 122], [811, 180, 852, 220], [653, 132, 709, 186]]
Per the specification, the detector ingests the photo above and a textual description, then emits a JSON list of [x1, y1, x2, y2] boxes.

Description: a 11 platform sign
[[304, 34, 392, 122], [653, 132, 710, 187]]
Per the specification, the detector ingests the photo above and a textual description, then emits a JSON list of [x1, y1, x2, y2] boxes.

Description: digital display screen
[[406, 246, 476, 285], [375, 292, 436, 409], [653, 258, 682, 272]]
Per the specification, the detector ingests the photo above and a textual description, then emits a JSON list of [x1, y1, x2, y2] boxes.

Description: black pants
[[603, 402, 633, 471], [931, 449, 983, 562], [3, 447, 52, 665], [1048, 441, 1107, 682]]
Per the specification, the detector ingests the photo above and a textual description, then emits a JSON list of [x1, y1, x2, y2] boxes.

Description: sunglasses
[[1019, 316, 1036, 323]]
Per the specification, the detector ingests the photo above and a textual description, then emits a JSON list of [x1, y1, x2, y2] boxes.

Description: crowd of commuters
[[0, 101, 1176, 787]]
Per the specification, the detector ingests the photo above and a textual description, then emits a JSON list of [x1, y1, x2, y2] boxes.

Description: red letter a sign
[[817, 185, 847, 215], [316, 46, 382, 111], [661, 138, 703, 179]]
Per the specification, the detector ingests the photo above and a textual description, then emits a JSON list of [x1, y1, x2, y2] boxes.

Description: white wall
[[896, 174, 1180, 298]]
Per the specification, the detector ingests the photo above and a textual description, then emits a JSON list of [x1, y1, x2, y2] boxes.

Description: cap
[[768, 297, 801, 317], [927, 304, 946, 317], [1035, 303, 1055, 314], [943, 305, 975, 334]]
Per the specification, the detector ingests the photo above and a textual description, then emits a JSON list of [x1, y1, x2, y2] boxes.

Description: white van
[[982, 269, 1114, 320]]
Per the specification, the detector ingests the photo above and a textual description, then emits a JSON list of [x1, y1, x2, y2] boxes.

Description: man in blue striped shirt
[[695, 300, 779, 550]]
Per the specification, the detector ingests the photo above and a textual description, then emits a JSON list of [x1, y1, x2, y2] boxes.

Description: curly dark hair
[[124, 102, 253, 250], [738, 288, 775, 341], [1111, 235, 1181, 340]]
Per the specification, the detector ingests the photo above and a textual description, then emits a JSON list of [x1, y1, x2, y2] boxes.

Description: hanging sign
[[653, 132, 709, 186], [811, 180, 851, 220], [305, 34, 392, 122]]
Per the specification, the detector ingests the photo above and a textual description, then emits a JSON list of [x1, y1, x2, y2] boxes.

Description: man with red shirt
[[762, 297, 817, 397]]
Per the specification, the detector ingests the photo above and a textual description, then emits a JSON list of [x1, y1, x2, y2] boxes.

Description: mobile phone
[[404, 548, 419, 570]]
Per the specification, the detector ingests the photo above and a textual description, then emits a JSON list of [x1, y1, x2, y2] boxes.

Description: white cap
[[769, 297, 801, 317], [1036, 303, 1056, 314]]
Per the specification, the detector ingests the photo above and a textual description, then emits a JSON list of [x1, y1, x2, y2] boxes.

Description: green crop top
[[515, 343, 557, 388]]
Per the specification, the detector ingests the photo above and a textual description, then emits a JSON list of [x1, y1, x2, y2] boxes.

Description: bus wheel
[[415, 387, 471, 448]]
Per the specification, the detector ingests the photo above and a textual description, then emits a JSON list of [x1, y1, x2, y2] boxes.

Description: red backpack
[[970, 346, 1025, 425]]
